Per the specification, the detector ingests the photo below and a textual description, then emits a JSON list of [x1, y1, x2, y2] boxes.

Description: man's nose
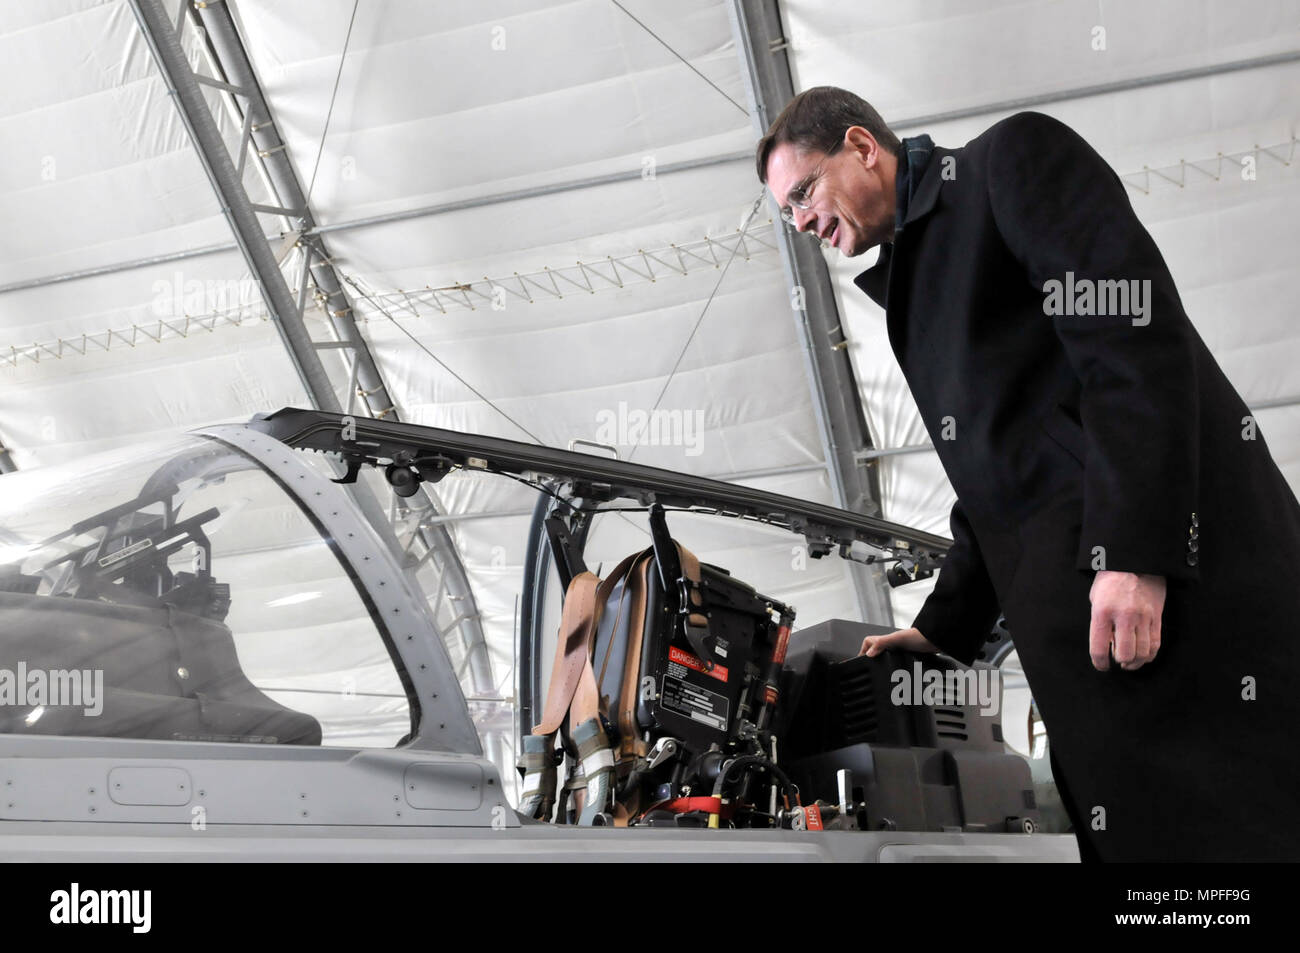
[[792, 207, 817, 232]]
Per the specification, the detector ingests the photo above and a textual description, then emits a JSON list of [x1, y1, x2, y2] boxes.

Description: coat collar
[[853, 141, 946, 308]]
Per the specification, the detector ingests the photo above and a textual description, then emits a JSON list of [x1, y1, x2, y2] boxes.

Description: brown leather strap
[[616, 554, 654, 760], [533, 550, 646, 736], [532, 571, 601, 736], [569, 636, 604, 729], [677, 543, 709, 629]]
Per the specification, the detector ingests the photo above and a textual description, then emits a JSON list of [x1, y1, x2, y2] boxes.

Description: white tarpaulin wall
[[0, 0, 1296, 772]]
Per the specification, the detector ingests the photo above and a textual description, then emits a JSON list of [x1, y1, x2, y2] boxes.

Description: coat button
[[1187, 538, 1199, 553], [1186, 552, 1199, 567], [1191, 512, 1199, 528]]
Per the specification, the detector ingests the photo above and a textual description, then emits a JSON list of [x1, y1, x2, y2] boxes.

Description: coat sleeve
[[911, 498, 1001, 666], [985, 111, 1201, 582]]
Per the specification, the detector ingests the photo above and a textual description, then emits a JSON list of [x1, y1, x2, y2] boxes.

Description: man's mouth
[[820, 217, 840, 248]]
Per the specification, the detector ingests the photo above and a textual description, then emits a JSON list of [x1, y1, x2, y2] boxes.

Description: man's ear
[[844, 125, 880, 168]]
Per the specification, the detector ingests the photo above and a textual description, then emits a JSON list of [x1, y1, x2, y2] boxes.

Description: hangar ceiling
[[1, 0, 1296, 773]]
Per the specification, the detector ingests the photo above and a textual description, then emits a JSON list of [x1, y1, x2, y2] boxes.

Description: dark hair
[[755, 86, 900, 183]]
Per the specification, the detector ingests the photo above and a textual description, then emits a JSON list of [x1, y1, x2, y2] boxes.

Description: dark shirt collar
[[894, 133, 936, 234]]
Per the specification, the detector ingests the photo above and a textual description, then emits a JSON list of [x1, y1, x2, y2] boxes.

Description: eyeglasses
[[779, 160, 827, 226]]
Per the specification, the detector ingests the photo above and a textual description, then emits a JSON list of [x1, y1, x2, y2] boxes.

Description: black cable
[[713, 753, 798, 801], [494, 470, 571, 508]]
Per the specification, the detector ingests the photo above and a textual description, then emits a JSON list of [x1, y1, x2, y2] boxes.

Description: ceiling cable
[[306, 0, 361, 206], [626, 190, 766, 464], [339, 272, 544, 445], [609, 0, 749, 118]]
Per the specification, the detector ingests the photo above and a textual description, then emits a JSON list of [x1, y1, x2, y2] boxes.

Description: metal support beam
[[0, 241, 240, 296], [309, 150, 752, 237], [717, 460, 827, 482], [1249, 394, 1300, 412], [891, 49, 1300, 131], [188, 0, 495, 696], [855, 444, 936, 462], [728, 0, 893, 626], [128, 0, 338, 411]]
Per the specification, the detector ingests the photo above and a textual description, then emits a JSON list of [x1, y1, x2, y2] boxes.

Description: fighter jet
[[0, 408, 1073, 861]]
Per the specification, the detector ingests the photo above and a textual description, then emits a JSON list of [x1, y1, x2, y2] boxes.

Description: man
[[756, 86, 1300, 862]]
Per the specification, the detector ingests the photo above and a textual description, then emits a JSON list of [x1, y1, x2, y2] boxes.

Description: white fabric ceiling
[[1, 0, 1296, 761]]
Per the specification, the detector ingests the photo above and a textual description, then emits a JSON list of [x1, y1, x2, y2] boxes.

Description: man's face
[[764, 127, 897, 257]]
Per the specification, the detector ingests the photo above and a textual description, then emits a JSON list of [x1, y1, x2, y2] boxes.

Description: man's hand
[[1089, 570, 1166, 671], [859, 626, 939, 657]]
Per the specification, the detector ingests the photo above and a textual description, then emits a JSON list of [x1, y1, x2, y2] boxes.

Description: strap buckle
[[676, 576, 700, 614]]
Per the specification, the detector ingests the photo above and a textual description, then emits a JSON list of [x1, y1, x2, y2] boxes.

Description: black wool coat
[[855, 111, 1300, 861]]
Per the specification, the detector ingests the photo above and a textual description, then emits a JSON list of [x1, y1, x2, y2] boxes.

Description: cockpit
[[0, 433, 411, 748]]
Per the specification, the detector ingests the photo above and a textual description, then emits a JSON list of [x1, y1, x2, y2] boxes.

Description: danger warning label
[[668, 645, 728, 683]]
